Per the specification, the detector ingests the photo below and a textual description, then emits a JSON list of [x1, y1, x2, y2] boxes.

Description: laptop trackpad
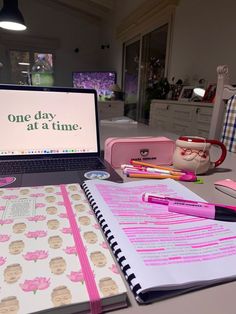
[[22, 171, 83, 187]]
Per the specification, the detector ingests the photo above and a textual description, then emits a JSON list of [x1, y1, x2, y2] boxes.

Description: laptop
[[0, 84, 123, 187]]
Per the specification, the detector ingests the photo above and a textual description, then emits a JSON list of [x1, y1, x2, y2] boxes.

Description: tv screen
[[73, 71, 116, 101]]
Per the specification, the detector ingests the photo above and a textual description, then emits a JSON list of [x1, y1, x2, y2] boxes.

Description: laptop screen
[[0, 85, 99, 157]]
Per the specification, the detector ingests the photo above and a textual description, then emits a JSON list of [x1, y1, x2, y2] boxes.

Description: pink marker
[[168, 200, 236, 222], [142, 193, 236, 214]]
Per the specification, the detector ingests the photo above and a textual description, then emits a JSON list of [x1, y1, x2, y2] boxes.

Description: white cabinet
[[194, 106, 214, 137], [147, 103, 172, 130], [98, 101, 124, 120], [149, 100, 213, 137]]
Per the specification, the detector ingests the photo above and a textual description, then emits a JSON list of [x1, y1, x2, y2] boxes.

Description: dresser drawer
[[98, 101, 124, 119], [172, 122, 192, 134], [172, 106, 194, 122], [195, 107, 212, 124]]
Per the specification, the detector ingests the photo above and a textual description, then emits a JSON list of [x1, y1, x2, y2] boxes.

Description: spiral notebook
[[82, 179, 236, 303]]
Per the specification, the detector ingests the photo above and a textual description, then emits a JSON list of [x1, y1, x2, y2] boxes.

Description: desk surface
[[99, 121, 236, 314]]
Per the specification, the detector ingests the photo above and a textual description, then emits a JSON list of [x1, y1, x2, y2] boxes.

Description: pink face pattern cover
[[0, 184, 126, 314]]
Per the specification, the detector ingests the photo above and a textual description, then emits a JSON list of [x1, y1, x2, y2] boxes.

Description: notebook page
[[84, 179, 236, 292]]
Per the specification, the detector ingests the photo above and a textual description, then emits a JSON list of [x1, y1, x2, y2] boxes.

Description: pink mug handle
[[206, 139, 227, 167]]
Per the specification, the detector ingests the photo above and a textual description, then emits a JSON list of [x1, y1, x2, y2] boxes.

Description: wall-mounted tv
[[72, 71, 116, 101]]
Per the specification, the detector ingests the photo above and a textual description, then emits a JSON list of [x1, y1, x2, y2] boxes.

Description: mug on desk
[[172, 136, 227, 174]]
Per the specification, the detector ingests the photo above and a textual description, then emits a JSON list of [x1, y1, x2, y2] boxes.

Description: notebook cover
[[0, 184, 127, 314]]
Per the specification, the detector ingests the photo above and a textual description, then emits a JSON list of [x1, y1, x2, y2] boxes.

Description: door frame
[[121, 10, 175, 123], [122, 35, 142, 121]]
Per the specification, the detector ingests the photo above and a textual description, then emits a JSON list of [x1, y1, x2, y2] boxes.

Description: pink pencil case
[[104, 136, 175, 168]]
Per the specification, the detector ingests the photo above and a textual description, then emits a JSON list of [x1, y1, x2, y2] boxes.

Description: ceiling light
[[0, 0, 27, 31]]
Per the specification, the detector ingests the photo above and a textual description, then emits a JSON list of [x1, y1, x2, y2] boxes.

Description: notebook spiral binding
[[82, 183, 142, 299]]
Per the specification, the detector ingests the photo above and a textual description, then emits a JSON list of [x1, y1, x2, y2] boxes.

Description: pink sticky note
[[0, 177, 16, 187]]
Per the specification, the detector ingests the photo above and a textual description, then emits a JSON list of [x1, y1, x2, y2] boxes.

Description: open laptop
[[0, 84, 123, 187]]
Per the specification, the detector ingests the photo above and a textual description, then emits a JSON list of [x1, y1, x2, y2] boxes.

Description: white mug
[[172, 136, 227, 174]]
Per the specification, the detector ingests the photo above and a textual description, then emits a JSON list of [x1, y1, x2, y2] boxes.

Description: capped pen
[[123, 167, 180, 175], [142, 192, 236, 222], [136, 166, 183, 175], [130, 160, 181, 172], [127, 172, 197, 182]]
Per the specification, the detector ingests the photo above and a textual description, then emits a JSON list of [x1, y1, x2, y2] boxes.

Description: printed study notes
[[82, 178, 236, 303], [0, 184, 127, 314]]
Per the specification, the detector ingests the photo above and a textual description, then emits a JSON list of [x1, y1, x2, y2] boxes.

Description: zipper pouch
[[104, 136, 175, 168]]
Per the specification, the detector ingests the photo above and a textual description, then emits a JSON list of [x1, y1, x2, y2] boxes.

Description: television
[[73, 71, 116, 101]]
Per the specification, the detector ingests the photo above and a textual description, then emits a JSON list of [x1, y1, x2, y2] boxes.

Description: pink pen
[[124, 169, 154, 175], [123, 167, 170, 175], [122, 164, 190, 176], [142, 193, 187, 205], [137, 166, 174, 174]]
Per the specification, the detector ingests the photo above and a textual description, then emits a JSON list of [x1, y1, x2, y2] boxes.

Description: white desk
[[100, 121, 179, 150], [99, 122, 236, 314]]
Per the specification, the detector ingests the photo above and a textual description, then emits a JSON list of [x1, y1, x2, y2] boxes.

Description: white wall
[[168, 0, 236, 85], [2, 0, 235, 88], [0, 0, 103, 86], [104, 0, 236, 87], [100, 0, 147, 85]]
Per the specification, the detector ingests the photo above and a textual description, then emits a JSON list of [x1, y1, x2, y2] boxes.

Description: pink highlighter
[[168, 200, 236, 222], [142, 193, 236, 222]]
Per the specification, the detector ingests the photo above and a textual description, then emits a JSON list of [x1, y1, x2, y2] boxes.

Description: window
[[119, 0, 177, 123], [123, 24, 169, 123], [139, 24, 169, 122], [123, 39, 140, 120], [9, 50, 54, 85]]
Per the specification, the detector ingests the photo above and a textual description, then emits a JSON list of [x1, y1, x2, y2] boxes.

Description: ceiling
[[41, 0, 115, 22]]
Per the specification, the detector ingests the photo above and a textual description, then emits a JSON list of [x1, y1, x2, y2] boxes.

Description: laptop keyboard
[[0, 157, 106, 175]]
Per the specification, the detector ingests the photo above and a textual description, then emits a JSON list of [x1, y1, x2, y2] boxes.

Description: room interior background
[[0, 0, 236, 124]]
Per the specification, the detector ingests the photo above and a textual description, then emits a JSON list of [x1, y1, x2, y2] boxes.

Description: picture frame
[[178, 86, 194, 101], [171, 84, 183, 100], [202, 83, 217, 103]]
